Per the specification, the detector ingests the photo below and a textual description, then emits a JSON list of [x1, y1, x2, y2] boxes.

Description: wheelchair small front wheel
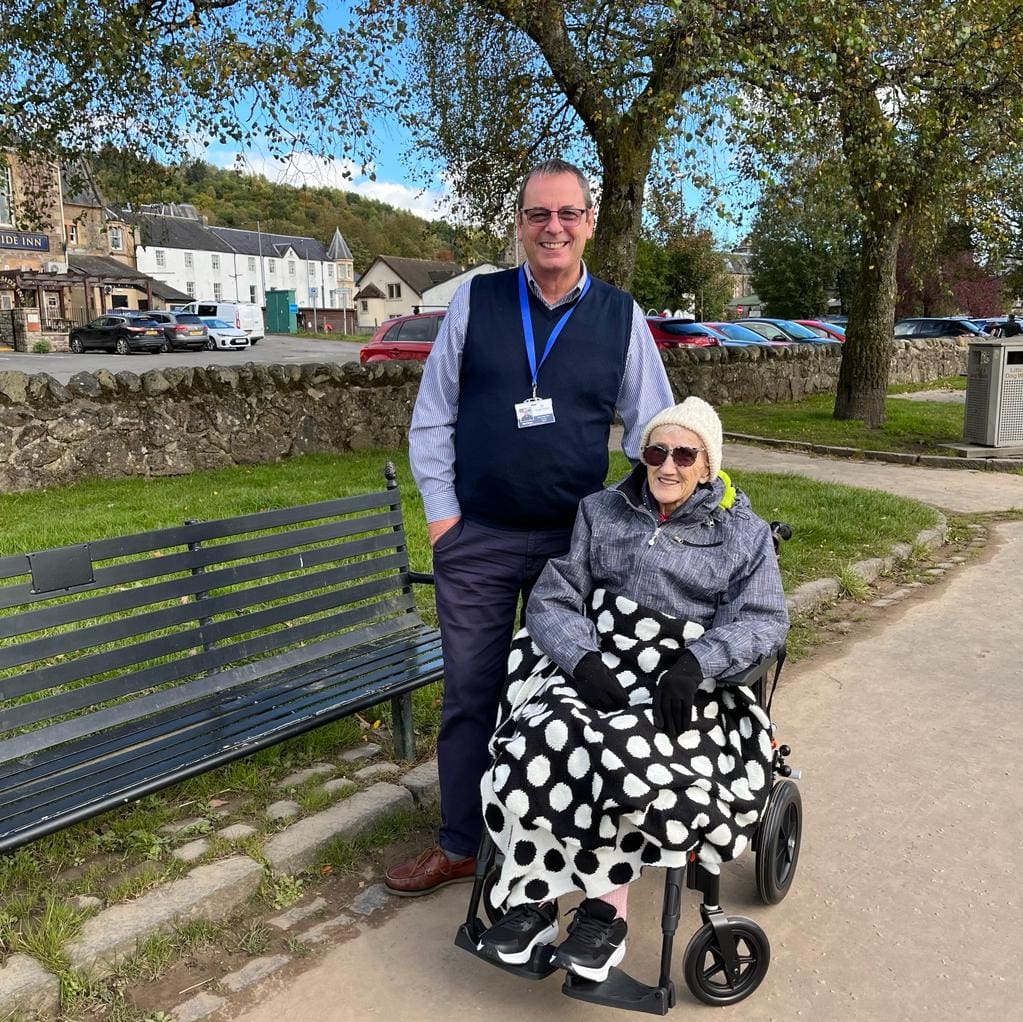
[[683, 917, 770, 1006], [755, 779, 802, 904]]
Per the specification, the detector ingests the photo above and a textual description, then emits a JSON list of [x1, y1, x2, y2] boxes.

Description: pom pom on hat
[[639, 396, 723, 480]]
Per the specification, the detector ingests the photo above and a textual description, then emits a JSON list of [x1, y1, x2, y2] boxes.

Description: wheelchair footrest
[[562, 967, 675, 1016], [454, 923, 559, 980]]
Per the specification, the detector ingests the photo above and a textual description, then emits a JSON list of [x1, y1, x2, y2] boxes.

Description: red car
[[795, 319, 846, 342], [645, 317, 722, 349], [359, 311, 446, 363]]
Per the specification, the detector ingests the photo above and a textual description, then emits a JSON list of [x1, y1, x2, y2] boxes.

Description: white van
[[181, 300, 265, 343]]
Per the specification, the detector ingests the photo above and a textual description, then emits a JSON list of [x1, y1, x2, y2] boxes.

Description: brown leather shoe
[[385, 846, 476, 897]]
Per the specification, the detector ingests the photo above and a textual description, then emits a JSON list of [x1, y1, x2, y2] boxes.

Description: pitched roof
[[60, 164, 103, 208], [65, 254, 190, 300], [210, 226, 328, 261], [354, 282, 385, 300], [722, 252, 752, 275], [375, 256, 461, 296], [327, 227, 353, 261], [127, 212, 237, 253]]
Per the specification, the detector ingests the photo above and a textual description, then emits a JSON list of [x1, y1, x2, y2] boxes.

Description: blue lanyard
[[518, 265, 591, 397]]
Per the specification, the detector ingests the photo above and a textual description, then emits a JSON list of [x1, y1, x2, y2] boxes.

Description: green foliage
[[30, 340, 51, 353], [91, 152, 502, 275], [2, 2, 385, 209]]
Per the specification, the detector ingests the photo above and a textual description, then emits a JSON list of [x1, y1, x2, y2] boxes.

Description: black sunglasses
[[641, 443, 705, 469]]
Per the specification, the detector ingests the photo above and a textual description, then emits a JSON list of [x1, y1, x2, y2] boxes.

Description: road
[[225, 520, 1023, 1021], [0, 333, 364, 383]]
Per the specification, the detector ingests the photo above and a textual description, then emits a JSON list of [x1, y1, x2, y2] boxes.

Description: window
[[66, 223, 78, 244], [361, 300, 368, 313], [248, 257, 256, 271], [186, 281, 196, 297], [288, 260, 296, 277], [184, 251, 193, 269], [327, 264, 334, 278], [268, 259, 276, 274], [155, 250, 166, 268], [211, 254, 221, 271], [249, 285, 257, 303], [0, 163, 13, 226], [213, 282, 223, 300], [387, 283, 402, 299], [308, 263, 316, 276], [109, 226, 124, 251]]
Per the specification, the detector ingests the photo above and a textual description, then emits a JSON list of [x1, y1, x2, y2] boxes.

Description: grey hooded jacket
[[524, 465, 789, 680]]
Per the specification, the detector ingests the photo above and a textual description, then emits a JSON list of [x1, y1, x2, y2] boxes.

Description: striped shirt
[[409, 261, 673, 522]]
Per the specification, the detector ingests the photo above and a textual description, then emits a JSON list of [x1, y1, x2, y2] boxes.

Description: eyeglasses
[[641, 443, 705, 469], [520, 206, 589, 227]]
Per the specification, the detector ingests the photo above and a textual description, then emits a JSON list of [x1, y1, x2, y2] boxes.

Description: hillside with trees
[[91, 151, 504, 274]]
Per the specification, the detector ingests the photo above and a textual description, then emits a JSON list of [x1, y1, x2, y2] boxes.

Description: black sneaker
[[478, 902, 559, 965], [553, 898, 627, 982]]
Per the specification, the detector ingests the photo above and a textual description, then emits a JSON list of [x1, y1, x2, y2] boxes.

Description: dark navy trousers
[[432, 517, 573, 857]]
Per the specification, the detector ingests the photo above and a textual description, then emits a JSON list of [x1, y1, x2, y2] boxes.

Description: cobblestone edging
[[0, 516, 965, 1019], [725, 432, 1023, 473]]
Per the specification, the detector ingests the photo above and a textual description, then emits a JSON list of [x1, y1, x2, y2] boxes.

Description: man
[[385, 159, 673, 896], [1001, 313, 1022, 337]]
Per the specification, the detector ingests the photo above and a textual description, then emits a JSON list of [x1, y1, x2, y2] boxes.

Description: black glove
[[573, 652, 630, 712], [654, 649, 703, 740]]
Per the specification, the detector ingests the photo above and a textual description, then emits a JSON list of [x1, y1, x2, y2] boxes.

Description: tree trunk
[[588, 145, 652, 290], [834, 215, 903, 426]]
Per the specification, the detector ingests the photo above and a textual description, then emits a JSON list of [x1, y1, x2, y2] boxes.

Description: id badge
[[515, 397, 556, 428]]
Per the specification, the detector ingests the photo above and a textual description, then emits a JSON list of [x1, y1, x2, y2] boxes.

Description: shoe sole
[[484, 922, 560, 965], [385, 874, 476, 898], [556, 939, 627, 983]]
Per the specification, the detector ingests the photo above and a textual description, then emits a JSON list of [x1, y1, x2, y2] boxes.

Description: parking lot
[[0, 334, 366, 384]]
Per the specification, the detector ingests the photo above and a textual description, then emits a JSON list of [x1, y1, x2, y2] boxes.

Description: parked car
[[69, 315, 164, 355], [140, 310, 209, 351], [740, 318, 835, 344], [705, 322, 791, 347], [823, 315, 848, 327], [795, 319, 846, 342], [201, 318, 251, 350], [179, 300, 265, 342], [645, 318, 721, 348], [893, 317, 985, 339], [359, 311, 446, 363]]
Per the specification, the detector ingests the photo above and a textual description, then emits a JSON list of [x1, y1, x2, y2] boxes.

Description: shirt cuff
[[422, 489, 462, 523]]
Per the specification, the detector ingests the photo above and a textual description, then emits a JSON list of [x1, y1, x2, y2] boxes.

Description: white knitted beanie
[[639, 396, 723, 480]]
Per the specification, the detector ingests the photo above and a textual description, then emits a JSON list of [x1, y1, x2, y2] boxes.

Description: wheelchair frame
[[454, 648, 802, 1014]]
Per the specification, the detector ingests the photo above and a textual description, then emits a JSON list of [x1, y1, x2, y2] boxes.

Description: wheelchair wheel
[[683, 917, 770, 1006], [755, 779, 802, 904]]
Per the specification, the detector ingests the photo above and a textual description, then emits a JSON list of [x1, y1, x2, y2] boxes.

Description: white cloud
[[208, 149, 451, 221]]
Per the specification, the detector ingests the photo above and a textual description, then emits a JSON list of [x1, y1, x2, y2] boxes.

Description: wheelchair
[[455, 524, 802, 1014]]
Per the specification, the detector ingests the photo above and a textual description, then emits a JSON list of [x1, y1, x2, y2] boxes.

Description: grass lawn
[[719, 383, 966, 455]]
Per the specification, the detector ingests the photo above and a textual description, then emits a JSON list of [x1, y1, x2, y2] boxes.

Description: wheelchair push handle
[[769, 521, 792, 543]]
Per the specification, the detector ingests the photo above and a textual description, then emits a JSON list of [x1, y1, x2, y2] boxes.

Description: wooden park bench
[[0, 464, 442, 853]]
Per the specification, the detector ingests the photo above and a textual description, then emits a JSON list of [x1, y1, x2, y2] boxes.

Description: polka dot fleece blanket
[[481, 589, 774, 908]]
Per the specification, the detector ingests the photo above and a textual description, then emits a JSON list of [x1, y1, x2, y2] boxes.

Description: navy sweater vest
[[454, 267, 631, 528]]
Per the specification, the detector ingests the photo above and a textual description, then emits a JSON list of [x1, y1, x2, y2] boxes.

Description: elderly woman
[[477, 397, 788, 982]]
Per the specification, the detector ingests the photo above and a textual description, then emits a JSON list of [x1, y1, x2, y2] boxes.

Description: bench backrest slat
[[0, 508, 404, 613], [0, 602, 420, 766], [0, 530, 402, 642], [0, 548, 408, 674], [1, 575, 413, 728], [0, 492, 398, 583]]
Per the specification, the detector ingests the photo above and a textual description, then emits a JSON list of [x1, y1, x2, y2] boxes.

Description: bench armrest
[[407, 570, 436, 586]]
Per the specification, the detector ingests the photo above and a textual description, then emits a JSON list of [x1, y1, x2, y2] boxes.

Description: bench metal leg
[[392, 692, 415, 761]]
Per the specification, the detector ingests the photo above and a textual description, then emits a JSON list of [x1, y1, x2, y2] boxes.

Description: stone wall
[[661, 337, 968, 406], [0, 338, 967, 493]]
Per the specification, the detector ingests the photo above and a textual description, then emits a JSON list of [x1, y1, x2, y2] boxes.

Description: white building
[[354, 255, 462, 328], [132, 205, 355, 315], [419, 263, 502, 310]]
